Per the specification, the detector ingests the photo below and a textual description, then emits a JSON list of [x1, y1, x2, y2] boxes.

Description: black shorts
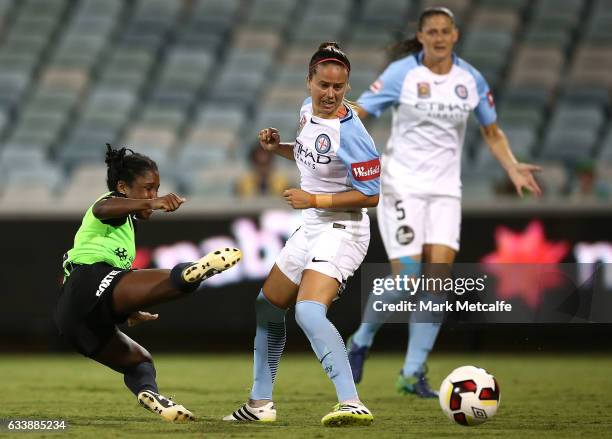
[[54, 263, 131, 357]]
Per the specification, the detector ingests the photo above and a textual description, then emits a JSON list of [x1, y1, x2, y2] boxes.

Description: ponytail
[[104, 143, 157, 192], [308, 41, 351, 79], [387, 37, 423, 62]]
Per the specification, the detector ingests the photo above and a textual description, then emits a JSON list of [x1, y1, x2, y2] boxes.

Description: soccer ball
[[439, 365, 500, 426]]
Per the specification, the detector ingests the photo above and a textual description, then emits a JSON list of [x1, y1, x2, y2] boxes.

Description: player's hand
[[507, 163, 543, 198], [150, 193, 186, 212], [283, 188, 313, 209], [259, 127, 281, 152], [127, 311, 159, 327]]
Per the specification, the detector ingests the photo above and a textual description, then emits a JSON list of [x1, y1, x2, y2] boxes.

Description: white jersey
[[294, 98, 380, 228], [358, 52, 497, 198]]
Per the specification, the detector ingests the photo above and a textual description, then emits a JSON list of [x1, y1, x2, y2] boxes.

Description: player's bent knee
[[138, 348, 153, 364], [255, 290, 287, 315], [294, 300, 327, 333]]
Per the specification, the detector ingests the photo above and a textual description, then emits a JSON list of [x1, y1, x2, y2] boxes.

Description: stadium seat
[[262, 86, 308, 111], [233, 28, 282, 52], [523, 28, 571, 50], [477, 0, 528, 11], [58, 163, 109, 206], [539, 129, 599, 161], [303, 0, 351, 16], [290, 15, 347, 47], [503, 126, 537, 158], [498, 104, 544, 132], [189, 164, 247, 197], [559, 85, 611, 108], [1, 161, 63, 200], [462, 30, 514, 54], [245, 0, 298, 27], [548, 104, 606, 134], [360, 0, 414, 27], [532, 0, 584, 18], [470, 9, 520, 33], [501, 85, 553, 111]]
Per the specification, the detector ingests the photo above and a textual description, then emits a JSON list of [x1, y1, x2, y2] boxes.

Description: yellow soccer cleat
[[321, 402, 374, 427], [137, 390, 195, 422], [182, 247, 242, 283]]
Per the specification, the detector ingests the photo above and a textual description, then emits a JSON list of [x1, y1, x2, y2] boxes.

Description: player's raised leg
[[111, 247, 242, 316]]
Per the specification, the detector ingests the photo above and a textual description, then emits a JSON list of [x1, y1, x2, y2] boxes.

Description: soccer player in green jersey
[[54, 144, 242, 422]]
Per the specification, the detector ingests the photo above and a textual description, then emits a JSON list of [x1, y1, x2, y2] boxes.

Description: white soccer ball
[[439, 365, 500, 426]]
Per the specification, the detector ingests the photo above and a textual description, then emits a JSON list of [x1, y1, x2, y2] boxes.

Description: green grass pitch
[[3, 353, 612, 438]]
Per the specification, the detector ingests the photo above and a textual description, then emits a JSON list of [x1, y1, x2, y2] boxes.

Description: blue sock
[[351, 322, 382, 348], [353, 277, 405, 348], [402, 321, 441, 376], [295, 300, 358, 402], [402, 258, 447, 376], [250, 290, 286, 400], [353, 257, 422, 348]]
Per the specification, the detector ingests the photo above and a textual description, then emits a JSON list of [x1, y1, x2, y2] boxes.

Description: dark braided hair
[[388, 7, 456, 62], [308, 42, 351, 80], [105, 143, 158, 192]]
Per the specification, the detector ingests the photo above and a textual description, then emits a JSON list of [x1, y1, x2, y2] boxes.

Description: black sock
[[124, 361, 159, 396], [170, 262, 200, 293]]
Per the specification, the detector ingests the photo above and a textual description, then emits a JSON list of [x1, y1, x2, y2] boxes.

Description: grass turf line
[[2, 353, 612, 438]]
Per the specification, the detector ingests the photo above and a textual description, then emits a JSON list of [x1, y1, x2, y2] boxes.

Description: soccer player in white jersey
[[223, 42, 380, 427], [346, 7, 542, 397]]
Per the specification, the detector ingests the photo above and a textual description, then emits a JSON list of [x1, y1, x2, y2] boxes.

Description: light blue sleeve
[[458, 59, 497, 126], [357, 57, 416, 118], [337, 118, 380, 196]]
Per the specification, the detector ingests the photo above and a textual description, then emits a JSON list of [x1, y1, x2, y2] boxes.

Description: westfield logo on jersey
[[351, 159, 381, 181]]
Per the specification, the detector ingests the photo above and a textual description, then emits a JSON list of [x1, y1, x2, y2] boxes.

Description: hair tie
[[310, 57, 350, 72]]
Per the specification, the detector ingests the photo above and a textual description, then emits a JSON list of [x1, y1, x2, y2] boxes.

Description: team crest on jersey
[[297, 114, 307, 135], [396, 225, 414, 245], [417, 82, 431, 99], [369, 79, 383, 94], [455, 84, 468, 99], [315, 134, 331, 154]]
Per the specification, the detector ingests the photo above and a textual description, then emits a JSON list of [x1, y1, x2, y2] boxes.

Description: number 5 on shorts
[[395, 200, 405, 221]]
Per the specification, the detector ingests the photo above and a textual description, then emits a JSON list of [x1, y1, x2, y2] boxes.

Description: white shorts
[[275, 215, 370, 286], [377, 192, 461, 259]]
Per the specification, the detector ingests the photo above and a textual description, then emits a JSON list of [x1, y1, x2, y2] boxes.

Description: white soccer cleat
[[137, 390, 195, 422], [321, 401, 374, 427], [222, 401, 277, 422], [182, 247, 242, 283]]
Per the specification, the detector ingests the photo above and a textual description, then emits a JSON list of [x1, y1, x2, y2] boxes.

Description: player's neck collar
[[310, 102, 352, 123]]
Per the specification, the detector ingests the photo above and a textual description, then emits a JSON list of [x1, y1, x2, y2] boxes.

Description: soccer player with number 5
[[347, 7, 542, 397], [223, 42, 380, 427]]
